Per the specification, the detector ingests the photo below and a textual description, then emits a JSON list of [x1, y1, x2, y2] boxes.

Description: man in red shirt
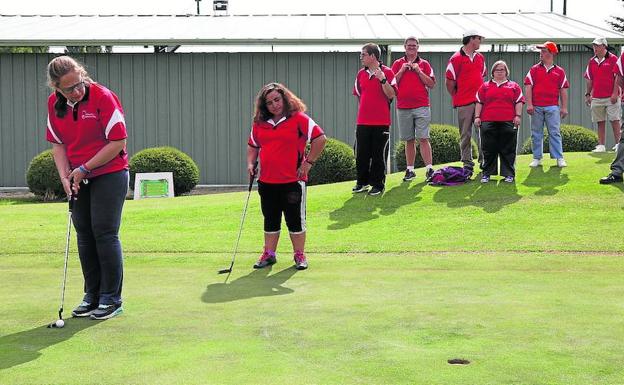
[[584, 37, 621, 153], [352, 43, 397, 196], [524, 41, 569, 168], [445, 29, 486, 171], [599, 47, 624, 184], [392, 36, 436, 182]]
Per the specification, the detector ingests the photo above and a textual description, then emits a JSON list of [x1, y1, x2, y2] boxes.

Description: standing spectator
[[474, 60, 525, 183], [352, 43, 397, 196], [598, 47, 624, 184], [46, 56, 128, 320], [584, 37, 621, 153], [391, 36, 436, 182], [247, 83, 327, 270], [525, 41, 569, 168], [445, 29, 486, 171]]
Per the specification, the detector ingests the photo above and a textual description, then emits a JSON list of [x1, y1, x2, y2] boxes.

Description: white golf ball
[[55, 319, 65, 328]]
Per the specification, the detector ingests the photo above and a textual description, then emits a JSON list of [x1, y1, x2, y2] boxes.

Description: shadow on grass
[[0, 317, 99, 370], [327, 181, 426, 229], [202, 266, 297, 303], [522, 166, 569, 195], [431, 176, 522, 213], [588, 152, 614, 164]]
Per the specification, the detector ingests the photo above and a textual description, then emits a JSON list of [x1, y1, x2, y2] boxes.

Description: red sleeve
[[424, 61, 435, 80], [523, 68, 534, 86], [98, 89, 127, 141], [45, 96, 62, 144], [384, 67, 397, 93], [481, 55, 487, 77], [301, 113, 324, 142], [391, 60, 401, 74], [584, 61, 591, 80], [248, 123, 260, 148], [476, 83, 486, 104], [353, 72, 361, 97], [614, 55, 624, 77], [514, 83, 525, 104], [445, 56, 458, 80], [560, 69, 570, 89]]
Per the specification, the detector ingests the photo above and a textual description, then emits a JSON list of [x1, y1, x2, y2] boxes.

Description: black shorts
[[257, 181, 306, 233]]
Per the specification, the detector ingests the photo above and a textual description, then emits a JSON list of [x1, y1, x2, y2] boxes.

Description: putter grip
[[248, 161, 258, 191]]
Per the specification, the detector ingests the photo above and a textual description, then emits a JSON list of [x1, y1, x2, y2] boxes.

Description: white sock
[[425, 164, 432, 170], [407, 166, 414, 172]]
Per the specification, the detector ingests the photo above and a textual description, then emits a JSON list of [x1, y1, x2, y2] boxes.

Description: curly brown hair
[[253, 83, 307, 122]]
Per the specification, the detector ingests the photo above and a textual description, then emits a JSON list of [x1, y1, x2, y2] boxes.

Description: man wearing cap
[[524, 41, 569, 168], [584, 37, 621, 153], [445, 30, 486, 171], [392, 36, 436, 182], [598, 45, 624, 184]]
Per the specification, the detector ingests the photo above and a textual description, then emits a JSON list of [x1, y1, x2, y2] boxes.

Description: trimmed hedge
[[520, 124, 598, 154], [394, 124, 478, 171], [26, 149, 64, 201], [129, 147, 200, 196], [308, 138, 356, 186]]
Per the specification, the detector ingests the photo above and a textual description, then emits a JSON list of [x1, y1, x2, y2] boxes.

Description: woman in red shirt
[[474, 60, 525, 183], [46, 56, 128, 320], [247, 83, 327, 270]]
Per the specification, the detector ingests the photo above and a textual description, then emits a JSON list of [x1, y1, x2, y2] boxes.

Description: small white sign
[[133, 172, 174, 200]]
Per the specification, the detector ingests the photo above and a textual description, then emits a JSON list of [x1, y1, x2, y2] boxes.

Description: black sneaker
[[425, 168, 434, 182], [90, 303, 123, 320], [352, 184, 369, 193], [71, 301, 99, 317], [368, 186, 384, 196], [599, 174, 623, 184], [402, 170, 416, 181]]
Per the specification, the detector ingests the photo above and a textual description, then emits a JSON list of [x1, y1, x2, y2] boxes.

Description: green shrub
[[129, 147, 200, 196], [521, 124, 598, 154], [26, 149, 64, 201], [394, 124, 478, 171], [307, 138, 356, 186]]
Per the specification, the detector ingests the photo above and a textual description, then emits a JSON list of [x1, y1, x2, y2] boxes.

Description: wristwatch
[[380, 78, 387, 84]]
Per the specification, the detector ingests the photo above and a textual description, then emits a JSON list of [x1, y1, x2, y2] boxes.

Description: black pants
[[355, 125, 389, 188], [258, 181, 306, 233], [480, 121, 518, 177], [72, 170, 128, 306]]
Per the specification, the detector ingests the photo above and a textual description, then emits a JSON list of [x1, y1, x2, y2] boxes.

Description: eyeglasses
[[359, 52, 370, 58], [60, 80, 85, 95], [405, 44, 418, 48], [493, 68, 506, 72]]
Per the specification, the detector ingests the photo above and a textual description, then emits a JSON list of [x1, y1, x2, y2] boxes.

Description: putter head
[[217, 268, 232, 274]]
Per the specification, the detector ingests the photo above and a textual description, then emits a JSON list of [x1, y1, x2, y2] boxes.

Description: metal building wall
[[0, 51, 602, 187]]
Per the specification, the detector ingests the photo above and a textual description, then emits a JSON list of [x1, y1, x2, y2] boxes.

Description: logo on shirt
[[81, 111, 97, 120]]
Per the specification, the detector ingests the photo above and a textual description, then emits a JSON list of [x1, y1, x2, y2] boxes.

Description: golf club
[[218, 163, 257, 280], [48, 190, 75, 329]]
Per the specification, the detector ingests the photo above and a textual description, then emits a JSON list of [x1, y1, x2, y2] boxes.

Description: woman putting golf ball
[[46, 56, 128, 320], [247, 83, 327, 270]]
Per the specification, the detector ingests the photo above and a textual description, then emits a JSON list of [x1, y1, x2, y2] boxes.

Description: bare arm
[[298, 135, 327, 179], [51, 143, 72, 196], [514, 103, 523, 127], [585, 78, 593, 106], [445, 78, 456, 96], [415, 66, 435, 88], [611, 74, 622, 104], [525, 84, 534, 115], [247, 145, 259, 176], [559, 88, 568, 119], [474, 103, 482, 127]]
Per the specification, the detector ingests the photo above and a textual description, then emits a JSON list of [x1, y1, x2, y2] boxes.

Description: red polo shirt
[[353, 65, 397, 125], [614, 53, 624, 77], [46, 83, 128, 178], [445, 48, 486, 107], [391, 56, 435, 109], [248, 112, 324, 184], [524, 63, 569, 107], [584, 52, 618, 98], [476, 80, 525, 122]]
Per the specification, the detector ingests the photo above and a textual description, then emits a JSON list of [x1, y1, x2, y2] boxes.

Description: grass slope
[[0, 152, 623, 384]]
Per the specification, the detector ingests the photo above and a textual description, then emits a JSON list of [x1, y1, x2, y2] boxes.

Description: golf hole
[[447, 358, 470, 365]]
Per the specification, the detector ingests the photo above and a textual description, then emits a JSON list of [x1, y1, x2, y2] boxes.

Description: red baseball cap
[[537, 41, 558, 54]]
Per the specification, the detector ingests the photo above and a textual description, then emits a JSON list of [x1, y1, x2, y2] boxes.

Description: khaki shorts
[[397, 107, 431, 141], [591, 97, 622, 122]]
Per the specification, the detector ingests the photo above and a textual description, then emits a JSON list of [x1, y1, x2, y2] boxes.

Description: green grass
[[1, 152, 623, 384]]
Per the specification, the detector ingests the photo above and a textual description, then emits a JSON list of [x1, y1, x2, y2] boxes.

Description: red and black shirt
[[248, 112, 324, 184], [476, 80, 525, 122], [46, 83, 128, 178]]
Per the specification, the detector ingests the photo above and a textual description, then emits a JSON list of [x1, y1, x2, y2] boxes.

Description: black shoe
[[402, 170, 416, 181], [352, 184, 369, 193], [425, 168, 434, 182], [599, 174, 623, 184], [90, 303, 123, 320], [71, 301, 99, 317], [368, 186, 384, 196]]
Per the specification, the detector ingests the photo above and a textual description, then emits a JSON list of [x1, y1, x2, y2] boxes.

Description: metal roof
[[0, 12, 622, 46]]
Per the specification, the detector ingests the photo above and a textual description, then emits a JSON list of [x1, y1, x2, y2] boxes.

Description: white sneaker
[[529, 159, 542, 167], [613, 143, 619, 152], [592, 145, 606, 153], [556, 158, 567, 167]]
